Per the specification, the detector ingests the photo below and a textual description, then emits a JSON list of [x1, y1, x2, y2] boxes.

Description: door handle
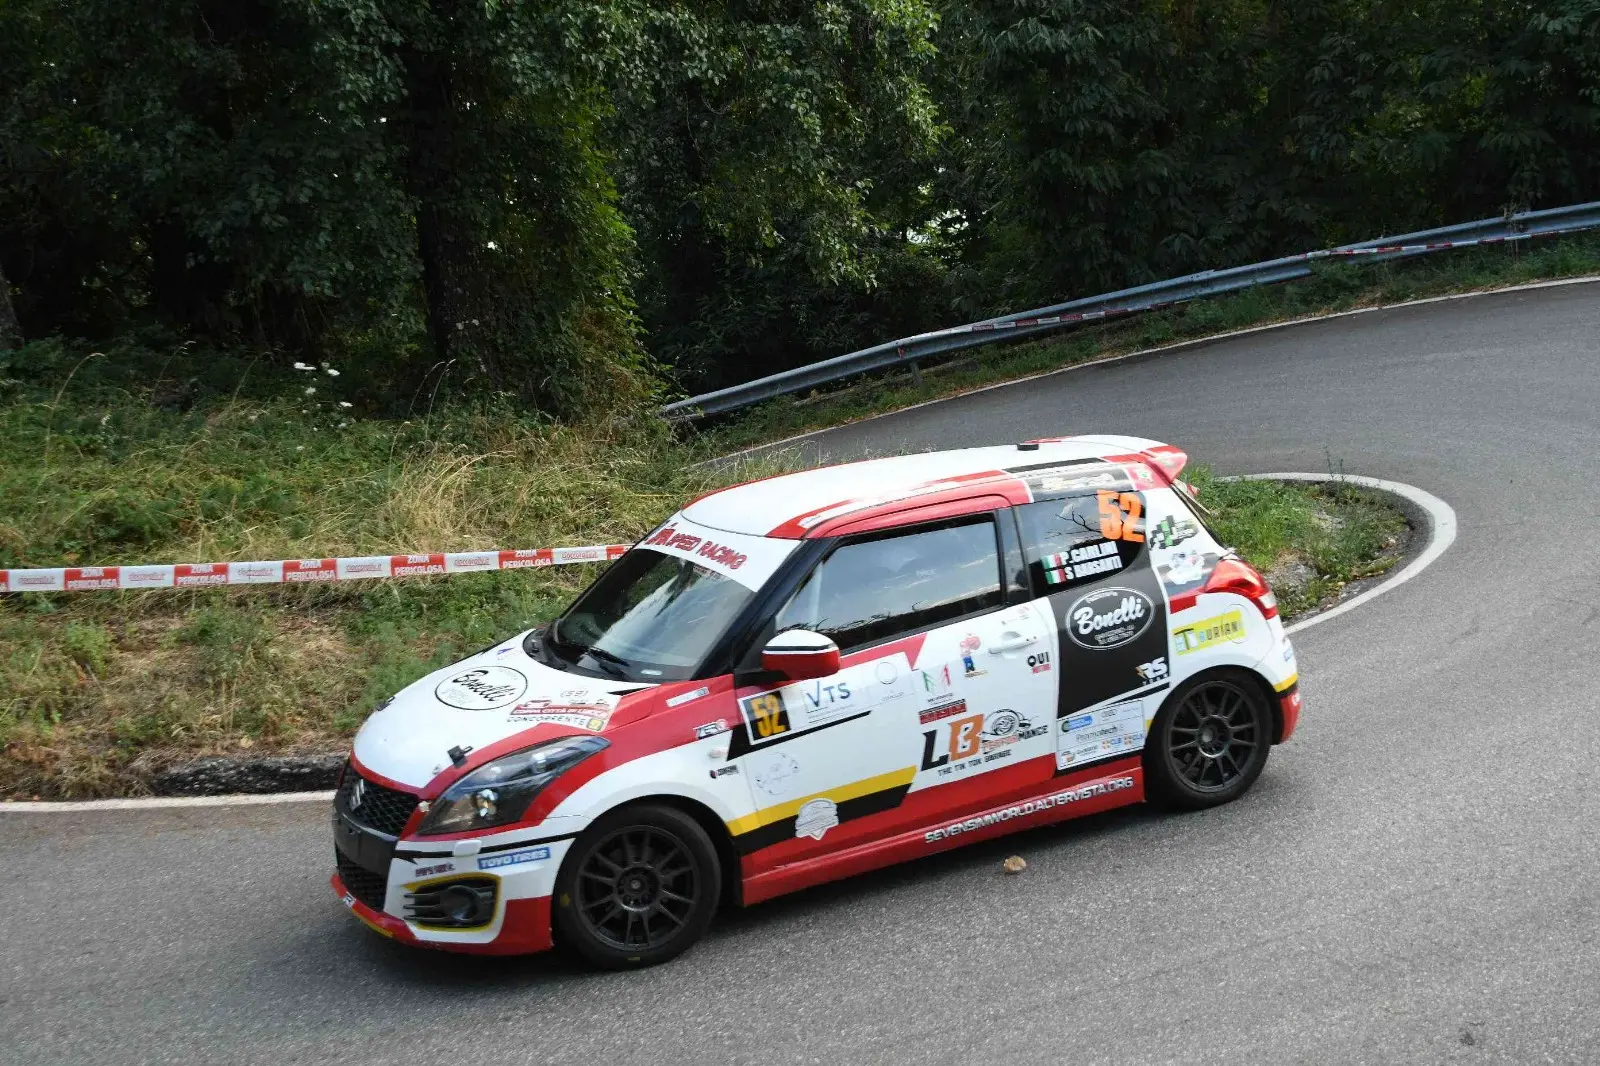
[[988, 635, 1039, 654]]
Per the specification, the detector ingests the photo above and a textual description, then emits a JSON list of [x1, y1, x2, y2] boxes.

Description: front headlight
[[418, 735, 608, 835]]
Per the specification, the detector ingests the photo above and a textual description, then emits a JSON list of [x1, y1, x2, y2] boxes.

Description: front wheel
[[552, 803, 721, 969], [1143, 670, 1272, 811]]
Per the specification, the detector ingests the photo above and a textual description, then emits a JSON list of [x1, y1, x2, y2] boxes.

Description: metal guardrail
[[661, 201, 1600, 420]]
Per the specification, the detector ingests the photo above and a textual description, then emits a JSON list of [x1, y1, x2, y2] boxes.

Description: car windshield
[[546, 549, 753, 682]]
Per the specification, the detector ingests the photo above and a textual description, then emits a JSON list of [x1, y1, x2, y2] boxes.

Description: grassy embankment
[[0, 375, 1403, 797], [707, 230, 1600, 453]]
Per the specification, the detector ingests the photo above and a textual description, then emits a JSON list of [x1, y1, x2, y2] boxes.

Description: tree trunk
[[400, 13, 506, 391], [0, 255, 21, 351]]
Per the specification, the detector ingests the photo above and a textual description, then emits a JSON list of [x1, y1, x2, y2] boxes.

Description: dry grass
[[0, 393, 793, 797]]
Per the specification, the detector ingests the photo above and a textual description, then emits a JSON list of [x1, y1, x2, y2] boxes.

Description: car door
[[1011, 461, 1172, 773], [723, 512, 1057, 870]]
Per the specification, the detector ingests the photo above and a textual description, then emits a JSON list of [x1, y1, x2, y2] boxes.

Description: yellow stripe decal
[[725, 765, 917, 837], [1274, 672, 1299, 693]]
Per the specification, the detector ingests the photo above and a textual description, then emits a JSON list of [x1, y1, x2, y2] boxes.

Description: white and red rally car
[[332, 435, 1301, 967]]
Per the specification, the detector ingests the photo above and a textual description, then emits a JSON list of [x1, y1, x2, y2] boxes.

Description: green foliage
[[935, 0, 1600, 312], [609, 0, 947, 392], [1191, 467, 1408, 618], [3, 0, 1598, 401]]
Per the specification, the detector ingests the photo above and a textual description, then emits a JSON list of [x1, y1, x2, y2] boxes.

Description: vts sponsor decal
[[801, 679, 852, 709], [1173, 610, 1246, 655], [1067, 587, 1155, 650], [924, 776, 1136, 842], [643, 524, 748, 570]]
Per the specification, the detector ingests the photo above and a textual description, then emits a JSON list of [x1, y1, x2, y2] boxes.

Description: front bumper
[[332, 871, 555, 955], [331, 825, 574, 955]]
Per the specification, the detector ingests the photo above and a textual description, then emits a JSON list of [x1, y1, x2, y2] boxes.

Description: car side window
[[773, 518, 1004, 652], [1015, 492, 1148, 594]]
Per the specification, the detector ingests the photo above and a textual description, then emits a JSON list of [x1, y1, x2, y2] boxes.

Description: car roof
[[684, 435, 1181, 539]]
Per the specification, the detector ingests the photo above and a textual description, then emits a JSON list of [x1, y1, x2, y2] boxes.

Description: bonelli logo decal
[[1066, 587, 1155, 650], [435, 666, 528, 710]]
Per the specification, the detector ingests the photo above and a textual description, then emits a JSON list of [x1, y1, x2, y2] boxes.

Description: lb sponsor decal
[[919, 708, 1046, 778], [924, 775, 1136, 842], [1067, 587, 1155, 650], [1173, 609, 1247, 655], [435, 666, 528, 710]]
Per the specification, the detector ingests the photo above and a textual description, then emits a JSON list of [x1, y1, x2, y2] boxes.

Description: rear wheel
[[552, 803, 721, 969], [1144, 670, 1271, 810]]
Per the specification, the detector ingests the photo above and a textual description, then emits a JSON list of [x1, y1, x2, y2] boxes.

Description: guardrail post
[[908, 359, 923, 389]]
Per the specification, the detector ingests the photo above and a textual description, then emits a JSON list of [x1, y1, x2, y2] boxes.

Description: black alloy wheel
[[1144, 671, 1272, 810], [553, 803, 721, 969]]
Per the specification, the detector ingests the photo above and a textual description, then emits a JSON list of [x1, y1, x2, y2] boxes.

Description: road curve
[[5, 282, 1600, 1065]]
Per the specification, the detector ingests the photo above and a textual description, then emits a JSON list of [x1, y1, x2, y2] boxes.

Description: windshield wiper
[[579, 645, 633, 678]]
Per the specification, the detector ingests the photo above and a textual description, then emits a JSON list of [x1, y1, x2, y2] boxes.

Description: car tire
[[1143, 669, 1272, 811], [552, 802, 722, 970]]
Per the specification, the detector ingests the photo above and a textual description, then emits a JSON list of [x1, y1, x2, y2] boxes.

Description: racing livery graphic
[[332, 435, 1300, 969]]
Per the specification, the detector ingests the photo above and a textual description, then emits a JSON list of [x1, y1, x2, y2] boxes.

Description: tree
[[0, 258, 20, 351], [608, 0, 946, 391]]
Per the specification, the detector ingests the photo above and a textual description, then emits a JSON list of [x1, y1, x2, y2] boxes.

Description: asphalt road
[[6, 281, 1600, 1065]]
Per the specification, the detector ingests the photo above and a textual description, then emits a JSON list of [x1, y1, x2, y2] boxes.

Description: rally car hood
[[350, 633, 654, 790]]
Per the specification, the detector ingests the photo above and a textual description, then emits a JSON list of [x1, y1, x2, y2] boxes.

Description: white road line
[[713, 274, 1600, 463], [0, 475, 1455, 813], [1227, 473, 1458, 636], [0, 789, 335, 813]]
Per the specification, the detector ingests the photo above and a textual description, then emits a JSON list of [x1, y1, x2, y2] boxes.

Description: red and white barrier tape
[[0, 545, 633, 593], [1303, 233, 1528, 258]]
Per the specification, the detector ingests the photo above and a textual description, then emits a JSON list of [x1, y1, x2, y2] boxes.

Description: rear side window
[[774, 519, 1003, 651], [1015, 491, 1148, 593]]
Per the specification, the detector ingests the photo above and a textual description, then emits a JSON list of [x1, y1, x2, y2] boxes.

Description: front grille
[[337, 851, 389, 912], [335, 763, 419, 837]]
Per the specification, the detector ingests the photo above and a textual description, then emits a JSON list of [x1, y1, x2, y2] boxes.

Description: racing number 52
[[1097, 491, 1145, 542], [743, 692, 790, 738]]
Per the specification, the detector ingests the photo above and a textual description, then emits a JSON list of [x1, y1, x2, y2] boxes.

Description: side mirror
[[760, 629, 840, 682]]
